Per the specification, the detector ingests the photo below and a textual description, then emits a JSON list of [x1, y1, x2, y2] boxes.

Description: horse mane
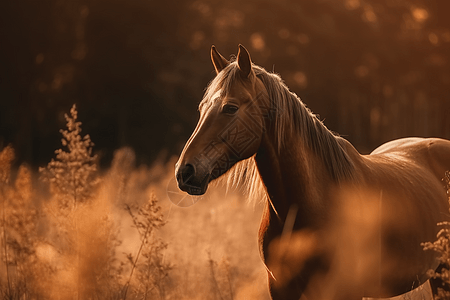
[[200, 61, 354, 203]]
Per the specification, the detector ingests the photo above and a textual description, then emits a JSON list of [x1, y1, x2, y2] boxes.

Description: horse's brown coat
[[176, 45, 450, 300]]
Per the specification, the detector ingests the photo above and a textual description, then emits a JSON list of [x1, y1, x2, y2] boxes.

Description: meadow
[[1, 106, 449, 300], [0, 105, 270, 300]]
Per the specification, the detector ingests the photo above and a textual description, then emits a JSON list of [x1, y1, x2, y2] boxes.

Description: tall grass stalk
[[208, 250, 225, 300], [2, 182, 11, 300], [0, 146, 14, 299], [121, 211, 151, 300], [123, 193, 171, 300]]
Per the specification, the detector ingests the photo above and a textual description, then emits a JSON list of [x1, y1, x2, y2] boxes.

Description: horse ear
[[237, 44, 253, 79], [211, 45, 230, 74]]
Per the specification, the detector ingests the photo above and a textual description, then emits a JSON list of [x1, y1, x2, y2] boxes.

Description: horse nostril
[[180, 163, 195, 184]]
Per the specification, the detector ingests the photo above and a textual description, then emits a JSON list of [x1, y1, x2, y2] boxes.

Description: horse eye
[[222, 104, 239, 115]]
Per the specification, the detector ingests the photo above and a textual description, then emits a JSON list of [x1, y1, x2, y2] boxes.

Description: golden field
[[0, 106, 270, 300]]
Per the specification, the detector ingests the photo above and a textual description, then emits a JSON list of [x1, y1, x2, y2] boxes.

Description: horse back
[[370, 137, 450, 182]]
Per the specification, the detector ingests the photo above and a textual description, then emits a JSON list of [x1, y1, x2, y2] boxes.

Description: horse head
[[175, 45, 269, 195]]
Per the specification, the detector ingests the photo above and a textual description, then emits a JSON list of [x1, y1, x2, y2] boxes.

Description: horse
[[175, 44, 450, 300]]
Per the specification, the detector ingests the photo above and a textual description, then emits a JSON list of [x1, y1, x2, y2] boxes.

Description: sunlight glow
[[411, 7, 429, 23], [250, 32, 265, 51]]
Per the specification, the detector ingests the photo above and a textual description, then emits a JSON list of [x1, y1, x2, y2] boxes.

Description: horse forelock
[[199, 60, 240, 114]]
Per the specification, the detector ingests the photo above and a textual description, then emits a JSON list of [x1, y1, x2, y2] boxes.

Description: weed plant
[[422, 171, 450, 300]]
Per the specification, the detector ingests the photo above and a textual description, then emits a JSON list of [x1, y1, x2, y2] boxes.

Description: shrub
[[422, 170, 450, 300], [38, 105, 118, 299], [39, 104, 99, 213]]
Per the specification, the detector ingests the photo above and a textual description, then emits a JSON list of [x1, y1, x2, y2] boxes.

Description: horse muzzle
[[175, 163, 210, 195]]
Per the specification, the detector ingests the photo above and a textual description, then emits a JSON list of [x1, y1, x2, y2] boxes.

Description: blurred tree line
[[0, 0, 449, 167]]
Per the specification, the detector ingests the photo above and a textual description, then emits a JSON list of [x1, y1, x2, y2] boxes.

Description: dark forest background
[[1, 0, 449, 167]]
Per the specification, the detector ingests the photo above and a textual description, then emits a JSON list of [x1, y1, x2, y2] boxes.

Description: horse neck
[[255, 131, 330, 228], [254, 98, 354, 229]]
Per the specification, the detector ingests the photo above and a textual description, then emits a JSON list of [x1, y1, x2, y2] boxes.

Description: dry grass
[[6, 105, 445, 300], [0, 105, 269, 299]]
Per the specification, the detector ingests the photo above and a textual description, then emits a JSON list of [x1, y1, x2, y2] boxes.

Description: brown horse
[[175, 44, 450, 300]]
